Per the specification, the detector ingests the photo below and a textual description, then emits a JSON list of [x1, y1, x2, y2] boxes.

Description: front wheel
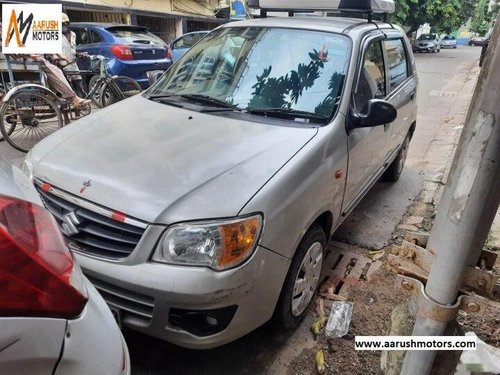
[[87, 75, 103, 108], [99, 76, 142, 107], [382, 133, 411, 182], [0, 91, 62, 152], [273, 224, 326, 329]]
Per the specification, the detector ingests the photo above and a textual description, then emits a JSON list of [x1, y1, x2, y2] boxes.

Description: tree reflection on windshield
[[147, 27, 350, 123]]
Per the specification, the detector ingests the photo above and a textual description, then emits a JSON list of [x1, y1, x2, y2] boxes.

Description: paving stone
[[411, 202, 432, 216], [423, 181, 440, 192], [487, 209, 500, 251], [421, 190, 435, 204], [397, 224, 419, 232], [405, 216, 424, 225]]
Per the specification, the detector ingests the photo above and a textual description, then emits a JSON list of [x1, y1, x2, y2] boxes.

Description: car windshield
[[146, 27, 350, 123], [443, 35, 455, 40], [418, 34, 437, 40], [108, 27, 164, 44]]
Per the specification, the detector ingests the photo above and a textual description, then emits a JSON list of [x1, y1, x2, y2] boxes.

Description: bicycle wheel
[[99, 76, 142, 107], [0, 91, 62, 153], [0, 86, 13, 142], [0, 110, 15, 142], [88, 75, 103, 108]]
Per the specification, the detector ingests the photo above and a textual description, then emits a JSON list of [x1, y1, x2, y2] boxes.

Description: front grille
[[35, 185, 146, 260], [87, 275, 155, 325]]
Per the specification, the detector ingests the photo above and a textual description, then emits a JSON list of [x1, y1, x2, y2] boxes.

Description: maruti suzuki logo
[[61, 211, 80, 236], [5, 9, 34, 48]]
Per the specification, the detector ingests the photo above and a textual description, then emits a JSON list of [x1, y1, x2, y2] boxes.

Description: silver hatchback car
[[24, 0, 417, 349]]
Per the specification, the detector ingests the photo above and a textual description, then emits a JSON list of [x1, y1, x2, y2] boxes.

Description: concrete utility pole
[[401, 15, 500, 374]]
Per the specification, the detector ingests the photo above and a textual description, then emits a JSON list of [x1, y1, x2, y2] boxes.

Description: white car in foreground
[[0, 157, 130, 374]]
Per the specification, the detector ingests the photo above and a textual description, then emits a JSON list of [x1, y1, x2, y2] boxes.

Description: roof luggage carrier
[[248, 0, 395, 22]]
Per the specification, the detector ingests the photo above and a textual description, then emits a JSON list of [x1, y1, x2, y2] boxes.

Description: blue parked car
[[70, 23, 172, 89], [170, 31, 210, 62]]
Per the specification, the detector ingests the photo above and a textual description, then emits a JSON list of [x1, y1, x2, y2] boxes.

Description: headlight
[[152, 215, 263, 271]]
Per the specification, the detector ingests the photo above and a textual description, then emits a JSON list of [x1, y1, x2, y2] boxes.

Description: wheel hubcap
[[291, 242, 323, 317]]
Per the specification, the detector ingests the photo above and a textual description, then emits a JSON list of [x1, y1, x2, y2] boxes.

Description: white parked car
[[441, 35, 457, 49], [0, 156, 130, 375]]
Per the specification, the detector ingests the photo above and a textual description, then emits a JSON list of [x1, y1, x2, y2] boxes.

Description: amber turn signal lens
[[217, 216, 262, 269]]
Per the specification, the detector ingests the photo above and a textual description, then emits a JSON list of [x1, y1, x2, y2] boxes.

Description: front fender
[[3, 84, 59, 103]]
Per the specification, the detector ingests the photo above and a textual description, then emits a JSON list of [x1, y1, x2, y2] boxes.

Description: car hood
[[27, 95, 317, 224]]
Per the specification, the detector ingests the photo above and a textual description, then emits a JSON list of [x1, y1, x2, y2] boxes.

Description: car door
[[342, 34, 391, 215], [382, 34, 416, 157], [171, 34, 195, 62]]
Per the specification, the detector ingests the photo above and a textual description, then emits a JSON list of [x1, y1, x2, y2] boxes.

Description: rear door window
[[384, 39, 409, 91], [73, 28, 90, 45], [89, 29, 103, 44], [107, 28, 164, 45]]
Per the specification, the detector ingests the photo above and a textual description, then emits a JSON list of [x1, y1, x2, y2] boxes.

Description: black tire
[[99, 76, 142, 107], [273, 224, 326, 330], [88, 75, 103, 108], [0, 91, 62, 152], [382, 133, 411, 183], [0, 112, 15, 142]]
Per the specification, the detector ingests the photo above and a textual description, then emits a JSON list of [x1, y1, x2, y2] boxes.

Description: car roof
[[71, 22, 148, 30], [220, 16, 396, 36]]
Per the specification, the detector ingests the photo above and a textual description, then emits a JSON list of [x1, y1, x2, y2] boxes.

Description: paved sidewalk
[[396, 63, 481, 235]]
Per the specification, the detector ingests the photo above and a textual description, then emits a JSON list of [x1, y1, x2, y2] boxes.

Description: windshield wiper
[[148, 93, 237, 110], [244, 107, 329, 123]]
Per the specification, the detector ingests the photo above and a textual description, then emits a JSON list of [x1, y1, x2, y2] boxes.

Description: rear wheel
[[273, 224, 326, 329], [0, 91, 62, 152], [99, 76, 142, 107], [382, 133, 411, 182]]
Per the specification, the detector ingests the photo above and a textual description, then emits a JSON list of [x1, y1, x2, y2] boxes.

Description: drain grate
[[321, 241, 382, 297]]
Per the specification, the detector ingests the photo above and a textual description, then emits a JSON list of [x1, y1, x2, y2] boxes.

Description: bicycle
[[0, 55, 91, 152], [0, 55, 142, 152], [63, 55, 142, 108]]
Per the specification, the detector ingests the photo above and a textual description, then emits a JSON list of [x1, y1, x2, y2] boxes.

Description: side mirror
[[349, 99, 397, 130]]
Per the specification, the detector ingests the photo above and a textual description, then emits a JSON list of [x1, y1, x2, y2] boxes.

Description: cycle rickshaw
[[0, 53, 143, 153]]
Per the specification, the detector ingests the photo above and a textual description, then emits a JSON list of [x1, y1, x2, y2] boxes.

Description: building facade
[[1, 0, 229, 43]]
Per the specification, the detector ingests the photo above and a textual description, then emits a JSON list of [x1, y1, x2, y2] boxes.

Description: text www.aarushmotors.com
[[354, 336, 477, 351]]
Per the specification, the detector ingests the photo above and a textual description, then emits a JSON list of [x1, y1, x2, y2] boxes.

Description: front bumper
[[414, 45, 437, 52], [75, 245, 290, 349]]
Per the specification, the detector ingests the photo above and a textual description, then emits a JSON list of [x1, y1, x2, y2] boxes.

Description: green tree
[[470, 0, 491, 35], [390, 0, 477, 34]]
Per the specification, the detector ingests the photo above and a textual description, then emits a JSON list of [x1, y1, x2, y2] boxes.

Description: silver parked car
[[24, 0, 417, 349], [0, 157, 130, 374], [441, 35, 457, 49], [412, 33, 441, 53]]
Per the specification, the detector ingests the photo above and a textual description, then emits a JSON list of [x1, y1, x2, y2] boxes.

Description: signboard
[[230, 0, 247, 19], [2, 4, 62, 54]]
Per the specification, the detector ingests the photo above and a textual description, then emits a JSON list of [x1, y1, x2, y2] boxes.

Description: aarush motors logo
[[2, 4, 62, 54], [4, 9, 33, 48]]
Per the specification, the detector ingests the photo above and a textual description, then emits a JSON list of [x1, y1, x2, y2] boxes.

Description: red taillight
[[0, 195, 88, 318], [110, 44, 134, 60], [166, 46, 172, 60]]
